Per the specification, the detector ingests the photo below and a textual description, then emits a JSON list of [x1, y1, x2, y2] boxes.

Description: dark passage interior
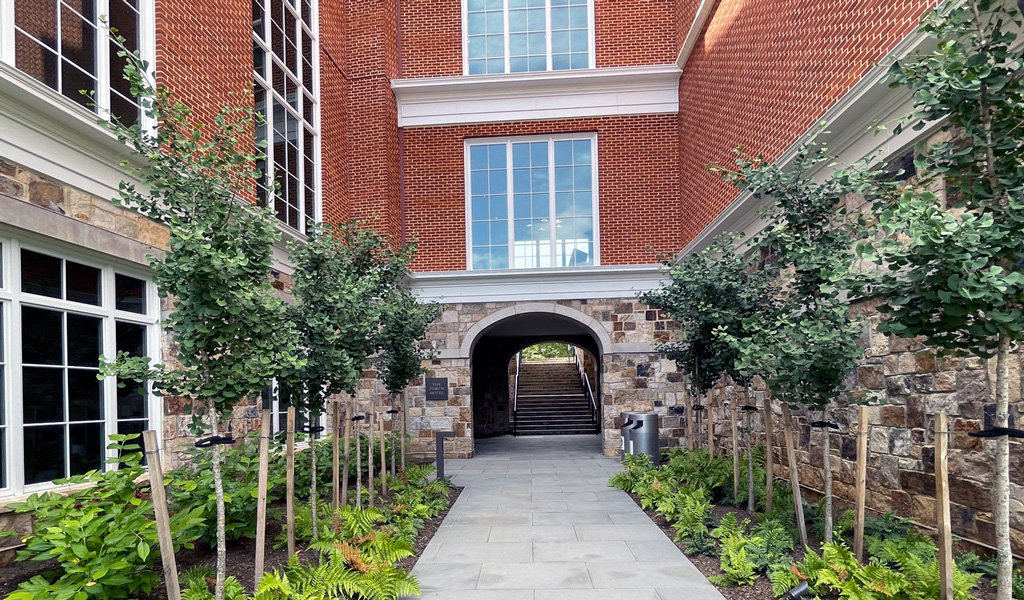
[[470, 312, 601, 438]]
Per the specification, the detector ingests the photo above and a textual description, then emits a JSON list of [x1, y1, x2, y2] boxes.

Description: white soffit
[[408, 264, 668, 304], [392, 65, 681, 127]]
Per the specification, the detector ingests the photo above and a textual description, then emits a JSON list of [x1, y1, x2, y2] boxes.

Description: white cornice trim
[[408, 264, 668, 304], [676, 0, 717, 71], [0, 63, 136, 201], [392, 65, 681, 127], [677, 28, 939, 260]]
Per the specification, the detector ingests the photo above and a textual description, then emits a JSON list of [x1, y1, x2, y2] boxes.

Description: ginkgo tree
[[101, 49, 301, 600], [715, 142, 865, 545], [854, 1, 1024, 596]]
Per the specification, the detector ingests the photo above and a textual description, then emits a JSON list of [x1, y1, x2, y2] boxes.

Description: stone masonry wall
[[688, 299, 1024, 556]]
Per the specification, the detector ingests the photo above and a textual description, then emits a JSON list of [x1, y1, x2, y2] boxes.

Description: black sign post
[[435, 431, 455, 480], [425, 377, 449, 402]]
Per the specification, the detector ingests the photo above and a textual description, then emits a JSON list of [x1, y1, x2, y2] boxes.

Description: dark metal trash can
[[619, 411, 643, 460], [630, 412, 660, 464]]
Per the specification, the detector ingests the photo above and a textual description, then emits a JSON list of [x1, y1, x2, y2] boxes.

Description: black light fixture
[[782, 581, 809, 600]]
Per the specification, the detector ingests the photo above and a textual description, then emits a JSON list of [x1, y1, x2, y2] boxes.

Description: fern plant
[[669, 488, 716, 555], [708, 533, 760, 587], [180, 566, 248, 600]]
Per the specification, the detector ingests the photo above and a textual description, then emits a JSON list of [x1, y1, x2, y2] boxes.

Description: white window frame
[[252, 0, 323, 234], [0, 235, 160, 498], [0, 0, 157, 128], [460, 0, 596, 76], [464, 132, 600, 271]]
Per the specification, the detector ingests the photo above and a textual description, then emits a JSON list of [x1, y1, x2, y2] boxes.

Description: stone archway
[[468, 306, 604, 439]]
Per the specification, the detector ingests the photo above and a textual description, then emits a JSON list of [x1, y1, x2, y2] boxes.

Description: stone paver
[[406, 435, 725, 600]]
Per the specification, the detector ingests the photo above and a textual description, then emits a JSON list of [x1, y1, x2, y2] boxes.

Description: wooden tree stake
[[254, 409, 272, 583], [707, 391, 715, 459], [765, 393, 774, 511], [355, 414, 362, 508], [853, 405, 869, 563], [332, 400, 341, 510], [379, 410, 388, 496], [142, 430, 181, 600], [731, 392, 739, 504], [285, 406, 296, 556], [341, 402, 352, 507], [781, 403, 808, 549], [685, 384, 694, 450], [936, 412, 954, 600], [368, 409, 375, 508], [401, 390, 408, 468]]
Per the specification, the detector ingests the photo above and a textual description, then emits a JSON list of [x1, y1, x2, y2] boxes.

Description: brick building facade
[[1, 0, 1020, 556]]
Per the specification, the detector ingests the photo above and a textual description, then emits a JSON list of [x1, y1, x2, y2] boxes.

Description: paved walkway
[[407, 435, 725, 600]]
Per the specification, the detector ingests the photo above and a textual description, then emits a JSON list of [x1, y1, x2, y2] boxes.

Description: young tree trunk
[[310, 431, 319, 540], [822, 408, 834, 544], [685, 385, 694, 451], [207, 401, 228, 600], [379, 413, 388, 496], [332, 401, 341, 510], [995, 333, 1012, 600]]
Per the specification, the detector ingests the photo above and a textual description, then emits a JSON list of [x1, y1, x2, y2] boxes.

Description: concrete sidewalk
[[406, 435, 725, 600]]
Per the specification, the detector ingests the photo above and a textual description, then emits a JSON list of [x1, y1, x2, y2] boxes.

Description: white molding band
[[676, 29, 938, 259], [392, 64, 681, 127], [458, 302, 614, 357], [408, 263, 667, 304]]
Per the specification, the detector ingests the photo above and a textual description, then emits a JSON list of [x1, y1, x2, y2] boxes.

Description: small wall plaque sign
[[425, 377, 449, 401]]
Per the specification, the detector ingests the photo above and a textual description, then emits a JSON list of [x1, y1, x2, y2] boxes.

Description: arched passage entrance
[[469, 309, 603, 439]]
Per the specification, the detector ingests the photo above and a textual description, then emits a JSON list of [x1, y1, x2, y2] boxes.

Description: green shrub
[[708, 533, 760, 587], [5, 437, 205, 600], [668, 488, 716, 555], [608, 453, 653, 492]]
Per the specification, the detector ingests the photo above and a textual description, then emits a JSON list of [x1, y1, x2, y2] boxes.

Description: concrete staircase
[[513, 359, 598, 435]]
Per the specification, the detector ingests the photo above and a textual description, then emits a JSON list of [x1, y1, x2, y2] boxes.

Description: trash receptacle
[[630, 412, 660, 464], [620, 411, 643, 460]]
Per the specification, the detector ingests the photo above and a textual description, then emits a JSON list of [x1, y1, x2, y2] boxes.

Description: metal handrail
[[575, 346, 599, 432], [512, 351, 522, 436]]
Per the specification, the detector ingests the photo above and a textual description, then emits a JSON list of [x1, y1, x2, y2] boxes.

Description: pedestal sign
[[425, 377, 448, 401]]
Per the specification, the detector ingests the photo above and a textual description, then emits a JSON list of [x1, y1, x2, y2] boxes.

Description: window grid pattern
[[5, 0, 143, 126], [466, 0, 591, 75], [0, 239, 157, 497], [253, 0, 319, 233], [467, 135, 597, 271], [469, 144, 510, 270]]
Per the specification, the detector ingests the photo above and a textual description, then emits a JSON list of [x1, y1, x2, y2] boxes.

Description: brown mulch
[[0, 484, 462, 598]]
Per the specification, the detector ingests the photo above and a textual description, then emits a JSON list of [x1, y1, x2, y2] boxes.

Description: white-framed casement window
[[465, 133, 599, 270], [0, 235, 160, 497], [252, 0, 321, 234], [463, 0, 594, 75], [0, 0, 154, 126]]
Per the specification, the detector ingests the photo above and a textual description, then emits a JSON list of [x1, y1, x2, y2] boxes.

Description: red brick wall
[[155, 0, 252, 131], [320, 0, 351, 224], [400, 0, 463, 78], [400, 0, 679, 78], [402, 115, 681, 272], [346, 0, 401, 241], [676, 0, 936, 246]]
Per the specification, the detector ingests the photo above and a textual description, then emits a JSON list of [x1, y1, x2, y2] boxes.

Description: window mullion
[[545, 0, 552, 71], [0, 0, 15, 64], [548, 139, 556, 266], [96, 0, 112, 119], [503, 0, 510, 73], [506, 140, 515, 269], [101, 267, 117, 468]]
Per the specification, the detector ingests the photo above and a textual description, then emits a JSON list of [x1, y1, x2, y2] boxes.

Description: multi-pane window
[[252, 0, 320, 233], [465, 0, 592, 75], [0, 239, 157, 496], [467, 135, 598, 270], [1, 0, 147, 125]]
